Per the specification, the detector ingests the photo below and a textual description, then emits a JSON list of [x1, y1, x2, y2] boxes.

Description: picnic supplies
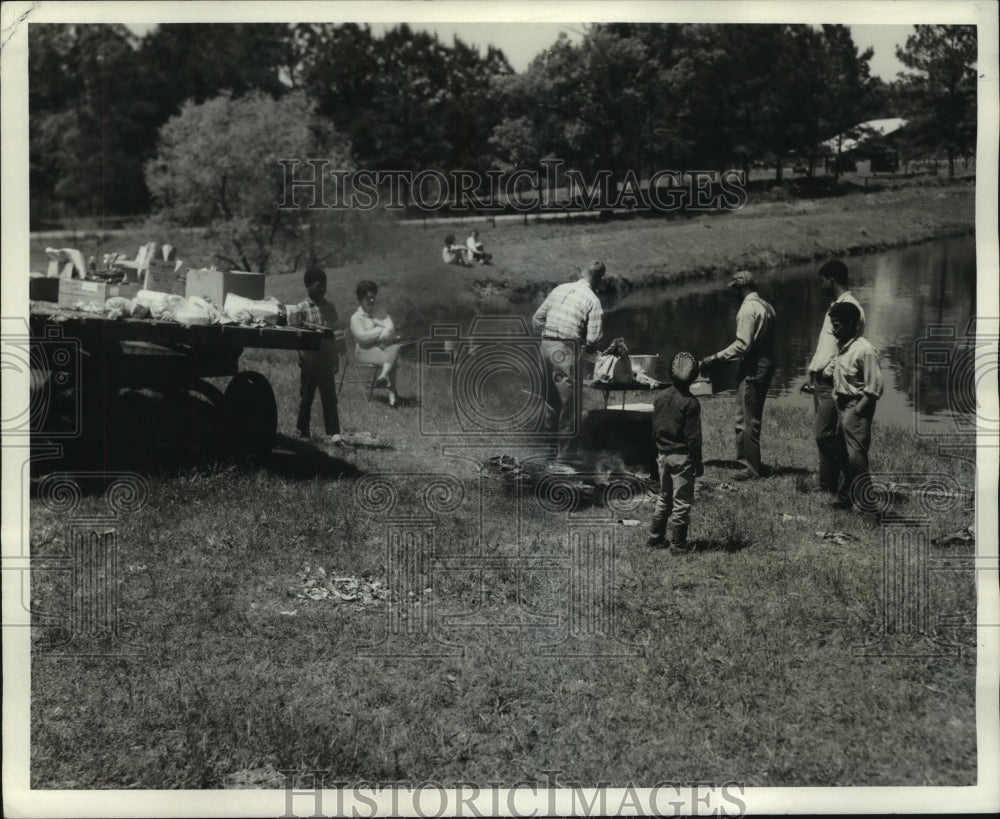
[[186, 268, 265, 307], [173, 296, 216, 327], [593, 337, 633, 384], [134, 289, 186, 320], [45, 247, 87, 278], [630, 354, 659, 380], [104, 296, 132, 320], [57, 279, 141, 308], [224, 294, 284, 325]]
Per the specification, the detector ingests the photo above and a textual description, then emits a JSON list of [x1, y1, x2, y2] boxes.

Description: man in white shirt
[[466, 230, 492, 264], [700, 271, 776, 480], [806, 259, 866, 493]]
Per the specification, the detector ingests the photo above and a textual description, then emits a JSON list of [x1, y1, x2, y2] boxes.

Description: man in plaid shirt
[[532, 260, 606, 457]]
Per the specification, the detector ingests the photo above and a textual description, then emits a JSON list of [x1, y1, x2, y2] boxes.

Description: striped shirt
[[832, 335, 883, 399], [715, 291, 775, 362], [808, 291, 866, 377], [532, 279, 603, 345]]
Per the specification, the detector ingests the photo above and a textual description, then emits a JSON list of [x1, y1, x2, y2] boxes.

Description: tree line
[[29, 22, 977, 228]]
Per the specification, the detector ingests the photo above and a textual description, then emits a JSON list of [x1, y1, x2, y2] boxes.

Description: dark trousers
[[835, 395, 875, 506], [813, 379, 840, 491], [734, 355, 774, 475], [297, 352, 340, 436]]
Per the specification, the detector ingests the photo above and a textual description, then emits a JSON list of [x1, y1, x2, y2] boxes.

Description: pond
[[601, 236, 978, 434], [410, 236, 978, 437]]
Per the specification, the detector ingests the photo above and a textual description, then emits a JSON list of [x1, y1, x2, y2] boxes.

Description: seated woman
[[442, 234, 471, 266], [350, 280, 404, 408]]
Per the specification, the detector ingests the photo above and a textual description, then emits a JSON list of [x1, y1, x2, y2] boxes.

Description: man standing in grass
[[828, 301, 883, 513], [806, 259, 866, 493], [700, 271, 775, 480], [649, 352, 704, 552], [532, 260, 606, 463], [296, 266, 344, 447]]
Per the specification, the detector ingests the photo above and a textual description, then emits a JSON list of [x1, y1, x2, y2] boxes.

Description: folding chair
[[336, 329, 383, 402]]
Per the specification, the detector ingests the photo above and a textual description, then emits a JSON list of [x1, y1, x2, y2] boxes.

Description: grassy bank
[[30, 182, 975, 319], [30, 362, 978, 787]]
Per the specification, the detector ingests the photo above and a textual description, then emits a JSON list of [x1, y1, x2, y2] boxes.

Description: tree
[[29, 23, 299, 225], [29, 24, 149, 223], [137, 23, 295, 108], [896, 25, 977, 177], [145, 91, 352, 274], [664, 24, 813, 175], [296, 24, 512, 203], [491, 26, 668, 187]]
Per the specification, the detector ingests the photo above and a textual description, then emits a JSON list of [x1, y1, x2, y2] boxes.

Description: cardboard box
[[185, 268, 265, 308], [47, 261, 76, 279], [58, 279, 141, 308], [29, 274, 61, 302], [143, 258, 186, 295]]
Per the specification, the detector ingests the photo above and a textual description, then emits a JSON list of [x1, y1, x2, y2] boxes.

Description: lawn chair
[[336, 329, 384, 402]]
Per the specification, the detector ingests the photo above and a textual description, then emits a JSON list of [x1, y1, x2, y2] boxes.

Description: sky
[[373, 22, 915, 79], [126, 21, 916, 80]]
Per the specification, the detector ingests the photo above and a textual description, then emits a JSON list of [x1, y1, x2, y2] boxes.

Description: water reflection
[[603, 237, 976, 431]]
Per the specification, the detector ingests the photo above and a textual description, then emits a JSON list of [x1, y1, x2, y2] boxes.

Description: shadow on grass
[[765, 465, 812, 478], [704, 459, 747, 470], [29, 387, 365, 487], [684, 537, 752, 554], [370, 393, 421, 409], [265, 435, 363, 480]]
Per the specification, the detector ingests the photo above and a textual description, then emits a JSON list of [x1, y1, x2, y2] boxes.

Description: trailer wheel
[[224, 371, 277, 463], [186, 380, 227, 461]]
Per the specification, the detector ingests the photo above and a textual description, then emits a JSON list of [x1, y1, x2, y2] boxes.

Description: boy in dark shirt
[[295, 267, 343, 446], [648, 352, 704, 551]]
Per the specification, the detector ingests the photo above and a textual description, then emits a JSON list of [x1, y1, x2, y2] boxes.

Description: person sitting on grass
[[442, 234, 471, 266], [828, 301, 883, 514], [465, 229, 493, 265], [349, 280, 404, 408], [648, 352, 704, 552], [295, 266, 344, 446]]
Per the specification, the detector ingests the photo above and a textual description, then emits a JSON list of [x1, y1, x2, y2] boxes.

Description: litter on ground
[[815, 530, 858, 546], [296, 565, 390, 605], [931, 525, 975, 547]]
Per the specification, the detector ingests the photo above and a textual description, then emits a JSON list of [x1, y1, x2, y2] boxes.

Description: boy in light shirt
[[828, 301, 883, 513], [806, 259, 866, 493]]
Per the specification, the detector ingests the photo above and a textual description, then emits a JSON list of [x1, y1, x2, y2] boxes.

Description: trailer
[[28, 303, 331, 464]]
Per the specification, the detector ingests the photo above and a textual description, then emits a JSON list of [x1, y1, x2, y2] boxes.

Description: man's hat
[[729, 270, 754, 288], [670, 352, 699, 385]]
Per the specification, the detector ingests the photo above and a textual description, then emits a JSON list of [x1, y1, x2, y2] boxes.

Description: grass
[[29, 365, 978, 788]]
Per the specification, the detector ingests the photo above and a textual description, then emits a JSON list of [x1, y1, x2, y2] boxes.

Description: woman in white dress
[[349, 280, 403, 407]]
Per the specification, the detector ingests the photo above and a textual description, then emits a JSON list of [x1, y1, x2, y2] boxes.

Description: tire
[[186, 380, 227, 463], [223, 371, 277, 463]]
